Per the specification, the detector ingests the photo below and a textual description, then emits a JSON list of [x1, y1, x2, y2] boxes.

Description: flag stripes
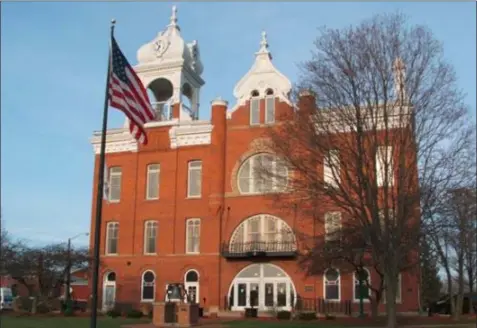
[[108, 36, 155, 144]]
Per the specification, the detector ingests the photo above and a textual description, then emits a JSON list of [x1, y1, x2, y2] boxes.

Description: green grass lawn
[[0, 316, 150, 328]]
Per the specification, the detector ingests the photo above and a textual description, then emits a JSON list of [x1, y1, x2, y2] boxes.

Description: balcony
[[221, 241, 297, 259]]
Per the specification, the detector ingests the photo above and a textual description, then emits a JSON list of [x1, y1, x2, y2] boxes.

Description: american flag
[[109, 36, 155, 144]]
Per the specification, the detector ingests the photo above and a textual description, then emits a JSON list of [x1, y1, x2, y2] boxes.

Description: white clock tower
[[134, 6, 204, 122]]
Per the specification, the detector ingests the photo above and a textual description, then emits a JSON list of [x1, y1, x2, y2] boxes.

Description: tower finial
[[170, 5, 178, 26], [259, 30, 268, 52]]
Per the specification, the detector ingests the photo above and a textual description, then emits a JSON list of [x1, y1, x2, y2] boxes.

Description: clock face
[[154, 38, 169, 58]]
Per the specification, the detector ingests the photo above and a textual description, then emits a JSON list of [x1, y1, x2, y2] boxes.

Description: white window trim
[[324, 212, 342, 242], [383, 273, 402, 304], [140, 270, 156, 303], [265, 95, 275, 125], [143, 220, 158, 255], [229, 214, 296, 248], [146, 164, 160, 200], [108, 167, 122, 203], [250, 96, 260, 126], [376, 146, 394, 187], [324, 150, 340, 188], [353, 268, 371, 303], [187, 161, 202, 199], [186, 218, 201, 254], [105, 222, 119, 256], [184, 269, 200, 303], [323, 268, 341, 302], [237, 153, 288, 195]]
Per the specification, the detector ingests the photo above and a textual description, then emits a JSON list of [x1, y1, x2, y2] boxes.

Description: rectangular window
[[324, 212, 341, 241], [146, 164, 160, 200], [144, 221, 158, 254], [186, 219, 201, 254], [187, 161, 202, 198], [324, 150, 340, 188], [376, 146, 394, 187], [109, 167, 122, 202], [265, 96, 275, 124], [105, 222, 119, 255], [250, 98, 260, 125]]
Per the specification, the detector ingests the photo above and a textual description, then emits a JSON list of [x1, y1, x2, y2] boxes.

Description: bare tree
[[262, 12, 474, 328], [3, 239, 92, 312]]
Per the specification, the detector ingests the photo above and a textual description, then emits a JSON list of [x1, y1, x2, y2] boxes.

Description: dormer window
[[250, 90, 260, 126], [265, 89, 275, 124]]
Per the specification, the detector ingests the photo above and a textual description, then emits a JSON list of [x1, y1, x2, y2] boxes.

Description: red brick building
[[89, 7, 419, 315]]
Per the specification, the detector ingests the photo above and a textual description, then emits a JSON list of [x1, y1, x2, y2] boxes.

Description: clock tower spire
[[133, 5, 204, 122]]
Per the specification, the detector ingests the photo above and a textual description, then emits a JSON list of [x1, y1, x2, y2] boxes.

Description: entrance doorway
[[228, 264, 296, 311], [102, 272, 116, 311], [184, 270, 199, 303]]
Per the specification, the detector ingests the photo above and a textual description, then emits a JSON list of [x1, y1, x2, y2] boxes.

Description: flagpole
[[89, 19, 115, 328]]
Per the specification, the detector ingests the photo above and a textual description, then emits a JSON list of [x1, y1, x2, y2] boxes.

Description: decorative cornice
[[90, 129, 138, 154], [169, 121, 213, 149]]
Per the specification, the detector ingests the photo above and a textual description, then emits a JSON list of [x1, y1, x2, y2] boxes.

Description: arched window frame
[[141, 270, 156, 302], [237, 153, 288, 195], [184, 269, 200, 304], [229, 214, 296, 253], [323, 268, 341, 301], [105, 222, 119, 255], [353, 268, 371, 302]]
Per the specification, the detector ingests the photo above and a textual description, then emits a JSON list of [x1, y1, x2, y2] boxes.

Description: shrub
[[325, 314, 336, 320], [36, 303, 50, 314], [63, 307, 75, 317], [297, 312, 317, 320], [106, 309, 121, 318], [126, 309, 143, 319], [276, 310, 291, 320]]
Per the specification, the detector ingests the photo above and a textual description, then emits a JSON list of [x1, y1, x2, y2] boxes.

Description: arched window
[[250, 90, 260, 125], [353, 268, 371, 302], [229, 214, 296, 253], [105, 222, 119, 255], [324, 268, 340, 301], [237, 153, 288, 195], [184, 270, 199, 303], [106, 272, 116, 282], [102, 271, 116, 311], [141, 270, 156, 302], [147, 78, 174, 120], [265, 88, 275, 124]]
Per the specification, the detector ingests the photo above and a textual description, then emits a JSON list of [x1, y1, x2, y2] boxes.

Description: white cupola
[[133, 5, 204, 122], [230, 31, 292, 113]]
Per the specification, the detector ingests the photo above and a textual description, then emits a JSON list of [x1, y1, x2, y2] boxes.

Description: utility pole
[[65, 232, 89, 312]]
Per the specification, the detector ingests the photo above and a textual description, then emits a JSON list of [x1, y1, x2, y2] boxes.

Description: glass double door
[[230, 279, 295, 311]]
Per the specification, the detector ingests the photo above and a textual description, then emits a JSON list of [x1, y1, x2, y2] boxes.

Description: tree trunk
[[370, 297, 379, 318], [31, 297, 37, 314], [446, 273, 456, 318], [385, 287, 398, 328]]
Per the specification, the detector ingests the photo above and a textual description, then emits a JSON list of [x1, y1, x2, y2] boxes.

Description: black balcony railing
[[221, 241, 297, 259]]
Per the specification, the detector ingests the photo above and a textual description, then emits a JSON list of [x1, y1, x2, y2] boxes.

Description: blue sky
[[1, 2, 475, 247]]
